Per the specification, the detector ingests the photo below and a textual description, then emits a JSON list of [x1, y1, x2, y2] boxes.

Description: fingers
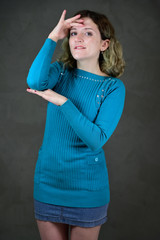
[[75, 19, 84, 22], [61, 9, 82, 23], [59, 10, 84, 31], [26, 88, 36, 93], [59, 9, 67, 22], [68, 14, 81, 22], [67, 18, 84, 28], [70, 22, 84, 27], [26, 88, 43, 97]]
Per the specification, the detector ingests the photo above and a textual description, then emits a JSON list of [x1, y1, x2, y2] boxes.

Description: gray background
[[0, 0, 160, 239]]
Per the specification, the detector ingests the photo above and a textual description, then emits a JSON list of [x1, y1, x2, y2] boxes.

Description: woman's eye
[[70, 32, 77, 36], [85, 32, 93, 36], [70, 32, 93, 37]]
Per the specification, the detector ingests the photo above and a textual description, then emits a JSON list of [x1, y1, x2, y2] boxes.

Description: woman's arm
[[26, 39, 61, 90], [26, 79, 125, 151], [26, 10, 83, 91], [59, 81, 126, 151]]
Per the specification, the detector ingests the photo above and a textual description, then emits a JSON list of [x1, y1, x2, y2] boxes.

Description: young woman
[[26, 9, 125, 240]]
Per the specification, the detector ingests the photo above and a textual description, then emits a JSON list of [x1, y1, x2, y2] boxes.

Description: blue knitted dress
[[27, 38, 125, 226]]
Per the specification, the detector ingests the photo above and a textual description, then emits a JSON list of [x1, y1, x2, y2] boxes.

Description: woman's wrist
[[59, 97, 68, 106], [48, 34, 59, 43]]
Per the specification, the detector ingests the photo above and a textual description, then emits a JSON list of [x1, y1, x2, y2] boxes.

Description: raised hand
[[48, 9, 84, 42]]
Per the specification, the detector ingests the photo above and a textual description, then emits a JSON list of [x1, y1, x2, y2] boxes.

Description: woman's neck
[[76, 60, 109, 76]]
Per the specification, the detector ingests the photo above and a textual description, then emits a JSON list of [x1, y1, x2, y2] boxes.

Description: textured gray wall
[[0, 0, 160, 239]]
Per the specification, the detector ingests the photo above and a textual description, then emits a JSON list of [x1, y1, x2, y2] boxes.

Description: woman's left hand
[[26, 88, 68, 106]]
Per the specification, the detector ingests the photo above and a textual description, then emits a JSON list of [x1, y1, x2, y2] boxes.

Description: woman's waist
[[37, 146, 105, 168]]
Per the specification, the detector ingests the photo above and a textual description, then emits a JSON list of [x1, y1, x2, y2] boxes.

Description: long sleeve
[[26, 38, 62, 90], [59, 80, 125, 151]]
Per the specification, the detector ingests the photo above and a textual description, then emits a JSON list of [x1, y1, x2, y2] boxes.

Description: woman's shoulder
[[109, 76, 125, 87], [52, 61, 73, 74], [106, 76, 125, 96], [51, 60, 63, 69]]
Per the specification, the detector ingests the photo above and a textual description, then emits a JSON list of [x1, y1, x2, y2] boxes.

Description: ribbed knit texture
[[27, 38, 125, 207]]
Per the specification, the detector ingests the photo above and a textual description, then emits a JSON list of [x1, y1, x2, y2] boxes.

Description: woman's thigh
[[36, 220, 69, 240], [70, 224, 101, 240]]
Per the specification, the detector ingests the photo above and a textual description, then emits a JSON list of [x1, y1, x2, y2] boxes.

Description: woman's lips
[[74, 46, 86, 49]]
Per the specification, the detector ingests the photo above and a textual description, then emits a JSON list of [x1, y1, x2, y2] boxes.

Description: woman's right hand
[[48, 10, 84, 42]]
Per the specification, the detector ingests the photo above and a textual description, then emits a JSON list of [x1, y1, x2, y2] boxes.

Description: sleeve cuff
[[44, 38, 57, 50]]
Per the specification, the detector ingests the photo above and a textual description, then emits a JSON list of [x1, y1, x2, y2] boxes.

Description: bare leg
[[36, 220, 69, 240], [70, 224, 101, 240]]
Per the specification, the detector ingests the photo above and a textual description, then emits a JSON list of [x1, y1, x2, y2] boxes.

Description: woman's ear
[[101, 39, 110, 51]]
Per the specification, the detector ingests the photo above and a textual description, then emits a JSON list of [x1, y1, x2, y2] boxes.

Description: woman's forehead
[[71, 17, 98, 31], [80, 17, 96, 26]]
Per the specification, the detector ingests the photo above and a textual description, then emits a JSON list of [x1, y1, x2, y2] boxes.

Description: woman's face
[[69, 17, 109, 62]]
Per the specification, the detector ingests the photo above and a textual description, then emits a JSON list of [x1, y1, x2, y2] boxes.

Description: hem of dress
[[34, 213, 108, 228], [34, 182, 110, 208]]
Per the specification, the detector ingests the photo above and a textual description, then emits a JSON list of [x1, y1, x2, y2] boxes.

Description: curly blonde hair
[[57, 10, 125, 77]]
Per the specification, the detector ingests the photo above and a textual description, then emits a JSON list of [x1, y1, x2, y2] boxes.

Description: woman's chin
[[72, 55, 88, 61]]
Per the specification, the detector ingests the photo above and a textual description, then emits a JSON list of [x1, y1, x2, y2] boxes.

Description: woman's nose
[[75, 33, 83, 42]]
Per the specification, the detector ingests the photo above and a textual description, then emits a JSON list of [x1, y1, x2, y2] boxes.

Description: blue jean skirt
[[34, 199, 109, 228]]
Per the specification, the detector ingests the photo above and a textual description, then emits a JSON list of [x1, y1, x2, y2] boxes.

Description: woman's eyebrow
[[70, 27, 95, 31]]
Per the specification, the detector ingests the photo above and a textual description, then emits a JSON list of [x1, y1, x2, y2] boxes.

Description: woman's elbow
[[26, 77, 46, 91], [88, 141, 104, 152], [88, 133, 108, 151], [26, 77, 37, 89]]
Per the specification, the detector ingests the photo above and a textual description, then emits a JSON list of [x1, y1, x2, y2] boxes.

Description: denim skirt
[[34, 199, 109, 228]]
